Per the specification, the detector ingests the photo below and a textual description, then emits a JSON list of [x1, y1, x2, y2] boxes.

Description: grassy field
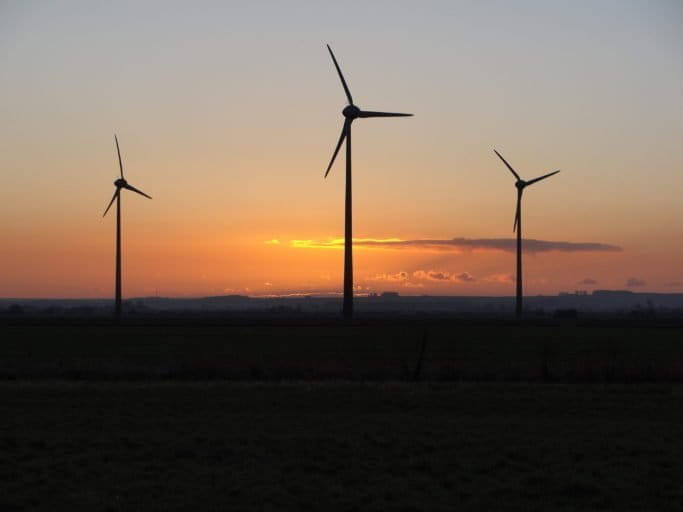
[[2, 319, 682, 381], [2, 381, 682, 511]]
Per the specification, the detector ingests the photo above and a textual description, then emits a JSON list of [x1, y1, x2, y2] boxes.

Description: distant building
[[593, 290, 634, 296]]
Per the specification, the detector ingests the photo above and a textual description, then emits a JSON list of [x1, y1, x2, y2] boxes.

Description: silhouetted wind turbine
[[494, 149, 559, 318], [103, 135, 152, 319], [324, 44, 412, 320]]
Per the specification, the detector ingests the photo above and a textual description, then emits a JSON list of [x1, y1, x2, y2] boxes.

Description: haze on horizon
[[1, 0, 682, 299]]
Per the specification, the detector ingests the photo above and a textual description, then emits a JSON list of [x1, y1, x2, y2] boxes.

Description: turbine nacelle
[[515, 180, 526, 190], [114, 178, 127, 188], [343, 105, 361, 119]]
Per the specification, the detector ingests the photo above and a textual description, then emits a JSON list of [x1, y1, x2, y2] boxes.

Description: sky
[[1, 0, 682, 298]]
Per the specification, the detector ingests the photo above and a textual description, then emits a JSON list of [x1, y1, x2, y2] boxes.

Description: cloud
[[367, 271, 409, 282], [483, 273, 515, 284], [413, 270, 450, 281], [291, 238, 398, 250], [666, 281, 682, 287], [578, 278, 598, 285], [626, 277, 646, 288], [456, 272, 476, 282], [253, 291, 343, 298], [365, 269, 476, 286], [290, 237, 621, 254], [368, 270, 508, 287], [264, 239, 281, 245], [413, 270, 476, 283]]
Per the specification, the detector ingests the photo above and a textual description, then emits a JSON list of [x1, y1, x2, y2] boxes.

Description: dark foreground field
[[2, 382, 682, 511], [2, 318, 683, 381], [2, 319, 682, 510]]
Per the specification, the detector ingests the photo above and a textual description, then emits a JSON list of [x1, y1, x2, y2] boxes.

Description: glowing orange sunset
[[1, 1, 682, 301]]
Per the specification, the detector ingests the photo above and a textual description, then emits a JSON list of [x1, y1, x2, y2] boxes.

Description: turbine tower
[[324, 44, 412, 320], [494, 149, 559, 318], [103, 135, 152, 319]]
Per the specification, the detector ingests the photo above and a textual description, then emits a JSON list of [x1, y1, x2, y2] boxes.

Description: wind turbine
[[324, 44, 412, 320], [494, 149, 559, 318], [103, 135, 152, 319]]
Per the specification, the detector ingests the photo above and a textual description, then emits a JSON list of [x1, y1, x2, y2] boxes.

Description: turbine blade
[[324, 119, 349, 178], [327, 44, 353, 105], [494, 149, 520, 180], [115, 134, 124, 179], [123, 183, 152, 199], [103, 190, 119, 217], [358, 111, 413, 118], [513, 196, 520, 232], [526, 170, 560, 186]]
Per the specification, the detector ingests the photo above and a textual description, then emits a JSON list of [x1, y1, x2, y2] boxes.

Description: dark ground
[[2, 318, 682, 510], [2, 382, 682, 511], [2, 317, 682, 381]]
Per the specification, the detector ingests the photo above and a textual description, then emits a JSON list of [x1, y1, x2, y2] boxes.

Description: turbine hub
[[114, 178, 127, 188], [516, 180, 526, 189], [342, 105, 361, 119]]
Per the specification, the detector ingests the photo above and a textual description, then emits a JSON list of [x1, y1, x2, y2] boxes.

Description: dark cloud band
[[293, 237, 622, 254]]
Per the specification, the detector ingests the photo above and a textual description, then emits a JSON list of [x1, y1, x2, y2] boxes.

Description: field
[[2, 381, 683, 511], [2, 318, 683, 381], [2, 318, 683, 510]]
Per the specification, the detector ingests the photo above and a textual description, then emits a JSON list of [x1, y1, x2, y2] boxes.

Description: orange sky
[[1, 1, 682, 298]]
